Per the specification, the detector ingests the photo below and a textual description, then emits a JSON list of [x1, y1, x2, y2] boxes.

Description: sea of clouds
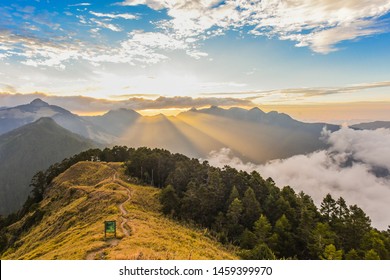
[[205, 127, 390, 230]]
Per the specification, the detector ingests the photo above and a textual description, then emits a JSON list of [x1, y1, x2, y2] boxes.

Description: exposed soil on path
[[85, 170, 132, 259]]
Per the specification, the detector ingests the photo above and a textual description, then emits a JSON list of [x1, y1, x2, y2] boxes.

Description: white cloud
[[0, 29, 190, 68], [90, 18, 123, 32], [205, 127, 390, 230], [89, 11, 139, 20], [69, 3, 92, 7], [254, 81, 390, 98], [186, 49, 208, 59], [283, 20, 383, 54], [0, 31, 82, 69], [125, 31, 188, 50], [119, 0, 390, 53], [118, 0, 166, 10], [0, 53, 8, 59], [3, 0, 389, 69]]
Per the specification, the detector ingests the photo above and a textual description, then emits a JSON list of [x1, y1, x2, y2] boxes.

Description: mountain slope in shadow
[[0, 118, 97, 215]]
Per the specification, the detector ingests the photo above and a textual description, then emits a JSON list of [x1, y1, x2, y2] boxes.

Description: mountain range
[[1, 99, 341, 162], [0, 99, 114, 143], [4, 98, 389, 216]]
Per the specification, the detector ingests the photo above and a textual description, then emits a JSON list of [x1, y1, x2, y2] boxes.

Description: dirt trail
[[85, 168, 132, 259], [112, 170, 132, 237], [119, 185, 131, 237], [85, 239, 119, 260]]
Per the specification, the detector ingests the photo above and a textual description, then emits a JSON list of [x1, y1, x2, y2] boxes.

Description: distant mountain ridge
[[0, 98, 115, 143], [1, 99, 342, 164], [0, 117, 97, 215], [173, 105, 340, 162]]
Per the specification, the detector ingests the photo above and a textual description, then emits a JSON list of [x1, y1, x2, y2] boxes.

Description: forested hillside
[[1, 146, 389, 260]]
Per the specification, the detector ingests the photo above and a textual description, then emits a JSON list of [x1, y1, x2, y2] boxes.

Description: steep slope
[[0, 99, 114, 143], [1, 162, 237, 260], [0, 118, 97, 215]]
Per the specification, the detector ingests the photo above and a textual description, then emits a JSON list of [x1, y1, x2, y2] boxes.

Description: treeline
[[1, 146, 389, 259]]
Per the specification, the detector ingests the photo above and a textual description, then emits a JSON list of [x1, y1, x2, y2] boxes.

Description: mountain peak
[[249, 107, 265, 114], [30, 98, 49, 107], [104, 108, 140, 118]]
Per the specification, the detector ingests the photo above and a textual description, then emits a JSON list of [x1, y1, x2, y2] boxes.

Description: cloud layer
[[205, 127, 390, 230], [1, 0, 389, 70], [121, 0, 390, 54]]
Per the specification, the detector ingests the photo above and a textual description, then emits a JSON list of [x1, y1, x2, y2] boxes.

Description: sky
[[1, 0, 390, 123]]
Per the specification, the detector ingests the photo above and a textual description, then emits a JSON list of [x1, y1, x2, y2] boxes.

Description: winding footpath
[[118, 176, 132, 237], [85, 169, 132, 259]]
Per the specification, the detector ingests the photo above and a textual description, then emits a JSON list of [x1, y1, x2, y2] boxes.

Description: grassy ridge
[[1, 161, 237, 260]]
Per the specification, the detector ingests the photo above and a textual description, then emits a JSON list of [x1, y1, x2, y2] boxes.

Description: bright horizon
[[1, 0, 390, 124]]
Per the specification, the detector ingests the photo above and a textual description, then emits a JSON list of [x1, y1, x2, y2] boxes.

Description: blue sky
[[1, 0, 390, 122]]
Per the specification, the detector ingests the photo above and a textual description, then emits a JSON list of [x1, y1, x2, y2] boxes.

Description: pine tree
[[240, 229, 257, 249], [242, 187, 261, 228], [242, 243, 276, 260], [321, 244, 343, 260], [345, 249, 360, 260], [228, 186, 240, 206], [365, 249, 380, 260], [343, 205, 371, 251], [226, 198, 244, 240], [272, 214, 294, 258], [308, 222, 337, 259], [253, 214, 272, 244], [320, 194, 336, 224]]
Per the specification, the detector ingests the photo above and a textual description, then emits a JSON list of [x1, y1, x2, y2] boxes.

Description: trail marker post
[[104, 220, 116, 239]]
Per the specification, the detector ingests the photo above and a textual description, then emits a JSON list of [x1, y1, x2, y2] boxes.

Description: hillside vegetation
[[0, 161, 237, 260], [1, 146, 389, 260]]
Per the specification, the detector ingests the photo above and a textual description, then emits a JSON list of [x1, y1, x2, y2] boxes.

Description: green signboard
[[104, 221, 116, 238]]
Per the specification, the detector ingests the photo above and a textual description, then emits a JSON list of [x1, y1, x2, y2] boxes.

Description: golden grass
[[1, 161, 238, 260]]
